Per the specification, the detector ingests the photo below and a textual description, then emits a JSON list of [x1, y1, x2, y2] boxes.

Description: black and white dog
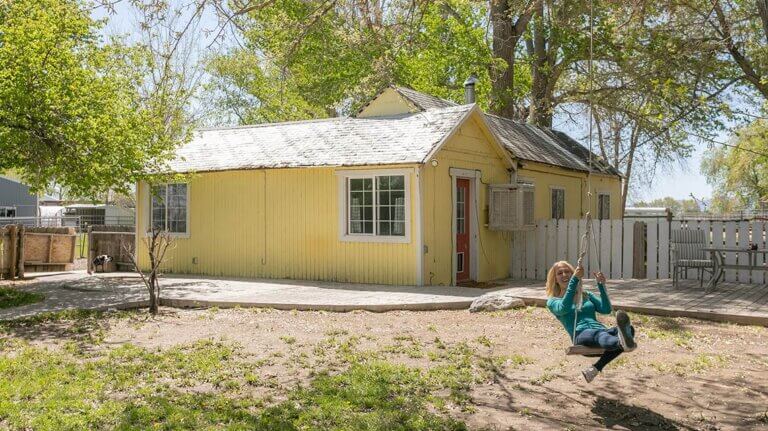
[[92, 255, 113, 273]]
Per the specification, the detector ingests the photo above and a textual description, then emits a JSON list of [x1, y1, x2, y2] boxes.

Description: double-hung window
[[598, 193, 611, 220], [551, 188, 565, 219], [150, 183, 188, 234], [0, 207, 16, 217], [341, 171, 409, 242]]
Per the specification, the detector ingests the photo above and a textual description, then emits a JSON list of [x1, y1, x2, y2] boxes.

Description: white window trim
[[0, 206, 16, 217], [144, 182, 190, 238], [336, 169, 411, 244], [549, 185, 566, 220]]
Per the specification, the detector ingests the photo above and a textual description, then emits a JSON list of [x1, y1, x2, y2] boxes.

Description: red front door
[[456, 178, 470, 283]]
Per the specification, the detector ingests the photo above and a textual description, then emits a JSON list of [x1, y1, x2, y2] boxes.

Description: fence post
[[17, 225, 24, 278], [632, 221, 646, 278], [86, 225, 93, 274], [8, 225, 17, 279]]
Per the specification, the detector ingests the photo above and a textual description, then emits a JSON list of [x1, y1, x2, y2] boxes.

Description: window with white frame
[[346, 174, 406, 237], [522, 189, 535, 225], [598, 193, 610, 220], [551, 188, 565, 219], [150, 183, 188, 233], [0, 207, 16, 217]]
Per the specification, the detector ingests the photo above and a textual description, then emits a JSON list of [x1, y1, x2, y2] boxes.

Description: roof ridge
[[393, 86, 459, 110], [198, 116, 346, 132], [198, 104, 472, 133]]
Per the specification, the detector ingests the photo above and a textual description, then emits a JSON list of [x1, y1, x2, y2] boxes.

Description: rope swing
[[564, 0, 613, 357]]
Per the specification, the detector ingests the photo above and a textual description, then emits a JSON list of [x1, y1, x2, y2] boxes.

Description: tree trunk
[[621, 129, 639, 216], [527, 0, 553, 127], [490, 0, 515, 118], [148, 272, 159, 314], [489, 0, 535, 119]]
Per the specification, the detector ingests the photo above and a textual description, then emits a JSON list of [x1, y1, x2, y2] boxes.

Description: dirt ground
[[90, 306, 768, 430], [10, 305, 768, 430]]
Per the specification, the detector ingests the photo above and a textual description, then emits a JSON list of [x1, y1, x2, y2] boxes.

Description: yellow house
[[136, 86, 622, 286]]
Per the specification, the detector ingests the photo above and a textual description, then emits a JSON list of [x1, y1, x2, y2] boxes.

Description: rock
[[469, 293, 525, 312]]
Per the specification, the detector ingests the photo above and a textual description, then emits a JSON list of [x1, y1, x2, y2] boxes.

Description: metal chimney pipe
[[463, 74, 479, 104]]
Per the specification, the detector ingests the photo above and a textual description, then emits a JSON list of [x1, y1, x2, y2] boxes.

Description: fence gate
[[87, 225, 135, 273]]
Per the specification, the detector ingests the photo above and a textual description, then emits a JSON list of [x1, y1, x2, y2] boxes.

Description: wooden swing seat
[[565, 345, 606, 357]]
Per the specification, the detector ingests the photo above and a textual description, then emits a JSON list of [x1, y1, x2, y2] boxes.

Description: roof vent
[[463, 75, 479, 104]]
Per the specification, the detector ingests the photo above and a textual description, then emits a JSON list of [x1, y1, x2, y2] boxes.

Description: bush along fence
[[510, 218, 768, 282], [0, 225, 77, 278]]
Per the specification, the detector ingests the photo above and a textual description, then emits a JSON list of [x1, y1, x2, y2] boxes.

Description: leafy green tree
[[205, 0, 751, 216], [702, 119, 768, 209], [0, 0, 183, 198], [207, 0, 510, 121]]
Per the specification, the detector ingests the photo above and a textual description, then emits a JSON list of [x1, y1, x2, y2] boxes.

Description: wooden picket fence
[[510, 218, 768, 282]]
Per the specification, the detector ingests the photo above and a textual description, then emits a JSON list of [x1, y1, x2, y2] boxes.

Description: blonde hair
[[546, 261, 575, 297]]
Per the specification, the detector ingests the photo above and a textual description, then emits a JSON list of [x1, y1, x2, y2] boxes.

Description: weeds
[[0, 287, 44, 309]]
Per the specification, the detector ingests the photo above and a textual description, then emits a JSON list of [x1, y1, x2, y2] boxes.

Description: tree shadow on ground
[[650, 316, 689, 332], [0, 309, 158, 349], [591, 396, 696, 431]]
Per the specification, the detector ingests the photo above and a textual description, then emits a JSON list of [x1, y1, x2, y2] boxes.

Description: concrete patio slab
[[1, 271, 523, 319], [7, 272, 766, 326]]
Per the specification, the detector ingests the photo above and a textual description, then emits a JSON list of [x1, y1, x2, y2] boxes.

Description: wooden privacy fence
[[87, 225, 135, 273], [668, 219, 767, 284], [1, 225, 77, 278], [510, 219, 644, 281], [510, 218, 768, 282]]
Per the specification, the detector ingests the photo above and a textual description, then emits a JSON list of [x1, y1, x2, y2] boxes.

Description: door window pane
[[456, 185, 466, 234]]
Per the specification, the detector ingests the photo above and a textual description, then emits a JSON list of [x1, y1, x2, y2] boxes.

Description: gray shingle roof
[[392, 86, 620, 177], [168, 104, 473, 173], [484, 114, 621, 176], [393, 87, 457, 111]]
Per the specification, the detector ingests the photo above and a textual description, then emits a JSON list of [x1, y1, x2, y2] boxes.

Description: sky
[[93, 2, 720, 204], [644, 146, 712, 203]]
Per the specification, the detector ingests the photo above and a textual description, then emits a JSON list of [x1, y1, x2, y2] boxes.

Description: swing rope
[[568, 0, 609, 348]]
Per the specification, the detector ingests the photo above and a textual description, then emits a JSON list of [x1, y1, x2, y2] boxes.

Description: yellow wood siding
[[357, 88, 418, 118], [137, 166, 418, 285], [518, 161, 622, 220], [421, 116, 512, 285]]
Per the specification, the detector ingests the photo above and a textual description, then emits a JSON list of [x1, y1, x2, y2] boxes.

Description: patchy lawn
[[0, 287, 44, 309], [0, 307, 766, 430]]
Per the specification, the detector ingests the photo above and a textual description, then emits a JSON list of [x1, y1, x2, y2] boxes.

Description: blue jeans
[[575, 326, 635, 371]]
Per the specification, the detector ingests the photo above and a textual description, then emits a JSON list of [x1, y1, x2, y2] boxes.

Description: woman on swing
[[546, 261, 636, 383]]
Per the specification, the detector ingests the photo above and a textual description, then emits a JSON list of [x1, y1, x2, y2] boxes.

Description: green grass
[[75, 233, 88, 259], [649, 354, 729, 376], [0, 310, 567, 429], [0, 287, 44, 309], [642, 316, 695, 348], [0, 334, 468, 430], [0, 309, 130, 345], [258, 362, 467, 430]]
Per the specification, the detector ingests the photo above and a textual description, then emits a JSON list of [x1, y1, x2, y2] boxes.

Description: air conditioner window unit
[[488, 182, 535, 231]]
